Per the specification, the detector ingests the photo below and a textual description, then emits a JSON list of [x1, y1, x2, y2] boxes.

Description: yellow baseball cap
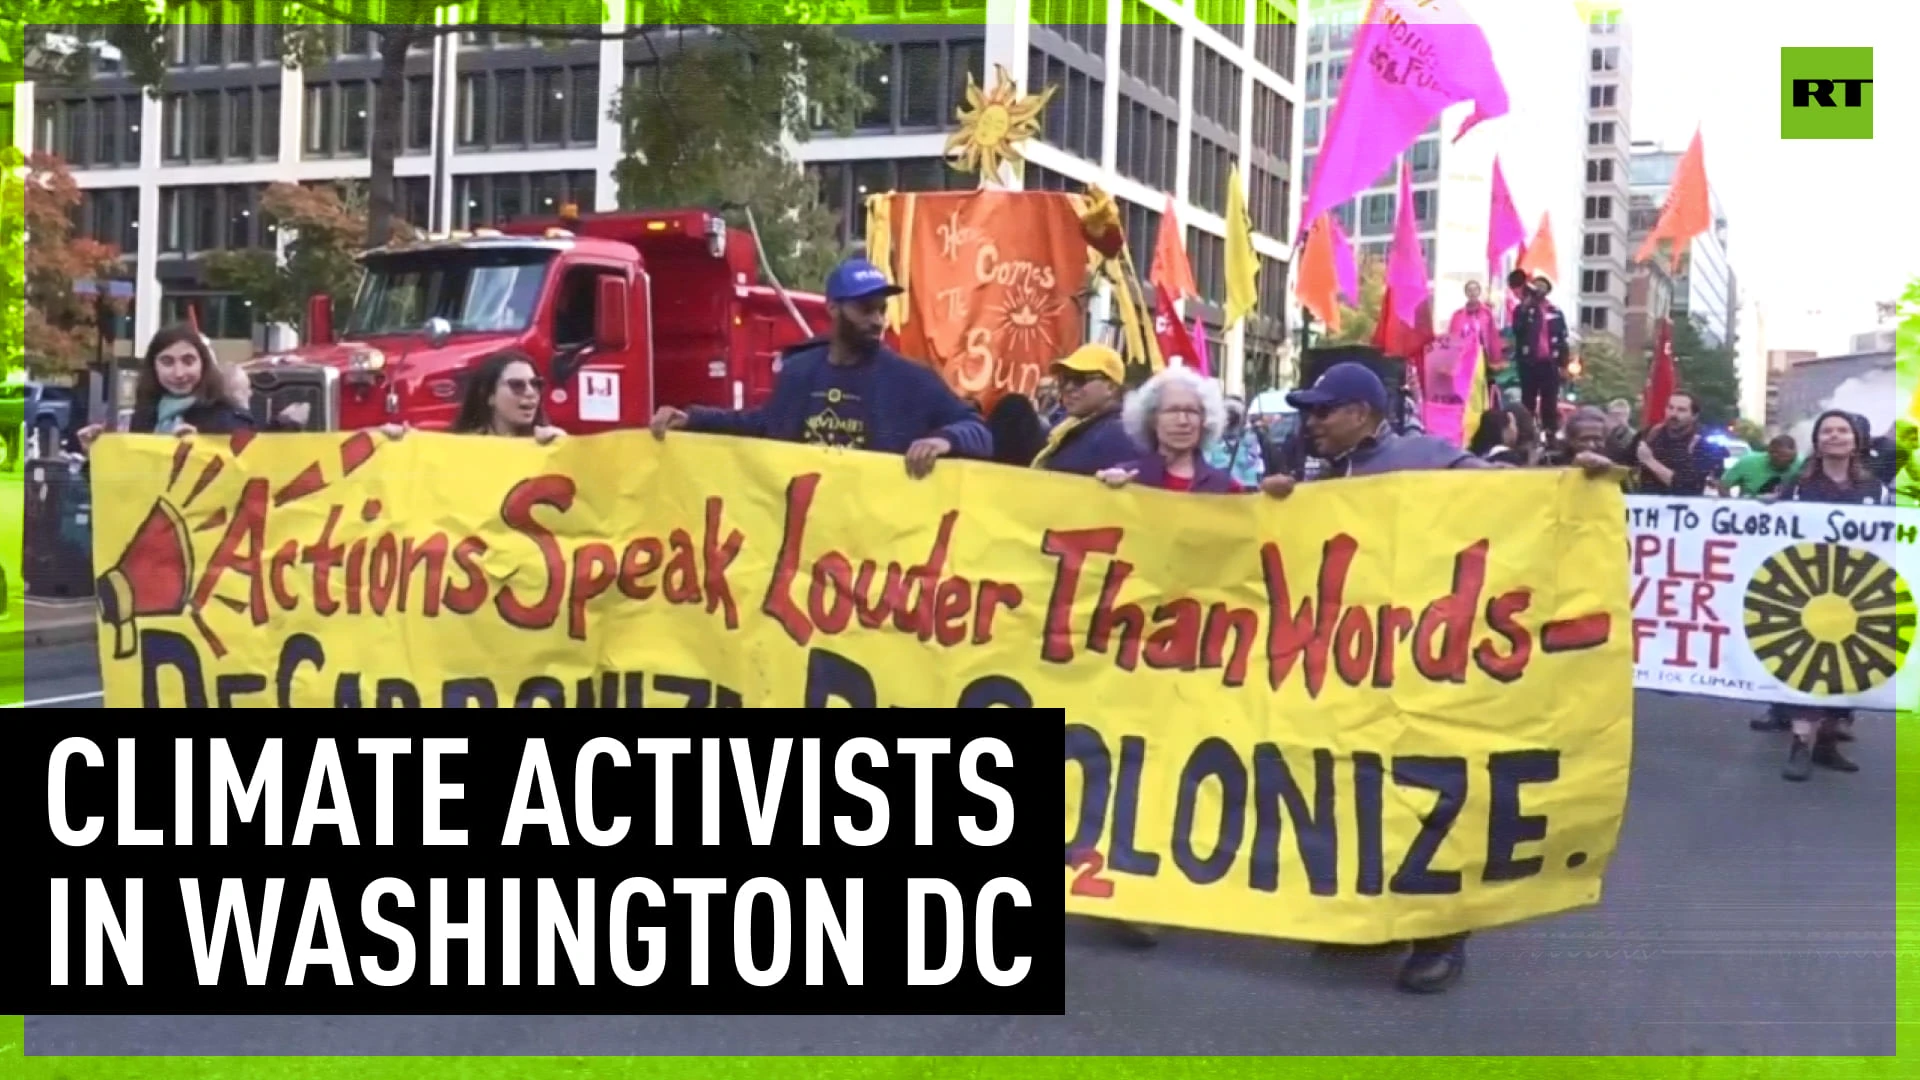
[[1052, 343, 1125, 384]]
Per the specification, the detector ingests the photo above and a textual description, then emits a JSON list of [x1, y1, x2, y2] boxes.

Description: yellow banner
[[91, 430, 1632, 942]]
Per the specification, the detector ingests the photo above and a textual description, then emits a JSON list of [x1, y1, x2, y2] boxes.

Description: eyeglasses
[[1159, 405, 1204, 419], [503, 377, 545, 396]]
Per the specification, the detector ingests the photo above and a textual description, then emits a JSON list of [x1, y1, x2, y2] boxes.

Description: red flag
[[1371, 286, 1435, 362], [1642, 317, 1676, 427], [1153, 287, 1199, 368]]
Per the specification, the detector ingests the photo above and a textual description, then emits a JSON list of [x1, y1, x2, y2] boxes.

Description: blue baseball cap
[[824, 257, 904, 304], [1286, 362, 1390, 415]]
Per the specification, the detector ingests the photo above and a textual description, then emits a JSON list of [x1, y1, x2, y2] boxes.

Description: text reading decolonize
[[48, 736, 1015, 849], [44, 736, 1028, 991]]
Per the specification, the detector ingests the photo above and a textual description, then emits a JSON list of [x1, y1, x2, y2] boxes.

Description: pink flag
[[1486, 156, 1526, 284], [1191, 316, 1212, 377], [1330, 215, 1359, 304], [1385, 158, 1430, 328], [1296, 0, 1511, 243]]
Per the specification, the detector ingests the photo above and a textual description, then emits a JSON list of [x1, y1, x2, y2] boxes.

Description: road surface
[[20, 639, 103, 707], [19, 648, 1897, 1055]]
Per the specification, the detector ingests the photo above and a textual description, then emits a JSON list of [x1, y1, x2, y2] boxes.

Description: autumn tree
[[613, 20, 870, 289], [13, 152, 128, 374], [1317, 258, 1386, 346], [205, 181, 415, 330]]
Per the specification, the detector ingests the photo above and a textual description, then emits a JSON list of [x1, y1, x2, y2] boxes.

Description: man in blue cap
[[651, 256, 990, 475], [1261, 362, 1612, 994]]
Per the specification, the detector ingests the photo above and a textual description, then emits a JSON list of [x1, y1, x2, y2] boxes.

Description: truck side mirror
[[595, 277, 630, 352], [307, 294, 334, 346]]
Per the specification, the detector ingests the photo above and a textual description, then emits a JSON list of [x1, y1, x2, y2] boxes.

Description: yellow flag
[[1225, 163, 1259, 328]]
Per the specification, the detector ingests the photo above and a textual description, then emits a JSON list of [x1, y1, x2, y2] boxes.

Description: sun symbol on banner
[[1741, 542, 1916, 697], [96, 430, 388, 661], [991, 282, 1068, 357], [945, 64, 1055, 184]]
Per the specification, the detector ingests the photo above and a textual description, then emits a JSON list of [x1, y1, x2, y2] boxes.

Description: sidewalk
[[15, 597, 97, 651]]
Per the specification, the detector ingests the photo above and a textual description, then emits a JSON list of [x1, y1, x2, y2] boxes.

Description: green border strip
[[2, 0, 1909, 1069], [3, 76, 23, 707]]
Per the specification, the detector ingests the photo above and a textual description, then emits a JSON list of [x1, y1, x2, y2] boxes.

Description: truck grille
[[246, 365, 339, 431]]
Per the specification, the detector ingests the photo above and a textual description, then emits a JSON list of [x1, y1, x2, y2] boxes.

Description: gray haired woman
[[1095, 365, 1247, 493]]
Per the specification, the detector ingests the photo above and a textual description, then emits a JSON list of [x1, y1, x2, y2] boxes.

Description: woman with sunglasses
[[382, 351, 565, 443]]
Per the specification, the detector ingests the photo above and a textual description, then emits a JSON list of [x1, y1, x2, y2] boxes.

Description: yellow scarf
[[1030, 414, 1087, 469]]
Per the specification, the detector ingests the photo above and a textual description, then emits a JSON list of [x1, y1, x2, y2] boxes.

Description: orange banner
[[878, 191, 1090, 411]]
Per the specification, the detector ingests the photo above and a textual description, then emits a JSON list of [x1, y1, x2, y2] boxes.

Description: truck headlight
[[349, 349, 387, 372]]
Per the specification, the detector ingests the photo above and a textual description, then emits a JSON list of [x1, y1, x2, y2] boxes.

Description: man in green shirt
[[1721, 434, 1800, 497]]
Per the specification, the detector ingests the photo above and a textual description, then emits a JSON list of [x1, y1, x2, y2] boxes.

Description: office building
[[26, 0, 1306, 396], [1627, 139, 1735, 350], [1301, 0, 1585, 331], [1575, 3, 1630, 344]]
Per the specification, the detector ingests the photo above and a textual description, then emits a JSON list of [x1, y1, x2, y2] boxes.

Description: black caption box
[[9, 718, 1063, 1015]]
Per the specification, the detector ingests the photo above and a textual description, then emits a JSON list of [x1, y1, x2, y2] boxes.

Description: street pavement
[[19, 652, 1897, 1055], [19, 639, 103, 707]]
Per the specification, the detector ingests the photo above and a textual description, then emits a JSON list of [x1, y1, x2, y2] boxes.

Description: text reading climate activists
[[12, 731, 1062, 1016]]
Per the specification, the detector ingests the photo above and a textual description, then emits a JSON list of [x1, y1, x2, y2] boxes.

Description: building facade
[[1575, 4, 1630, 344], [1628, 140, 1736, 351], [27, 0, 1305, 398], [1300, 0, 1585, 332]]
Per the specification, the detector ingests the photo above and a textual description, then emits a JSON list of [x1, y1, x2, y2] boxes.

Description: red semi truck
[[242, 207, 834, 433]]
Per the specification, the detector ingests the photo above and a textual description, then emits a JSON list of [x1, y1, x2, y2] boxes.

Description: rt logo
[[1780, 47, 1873, 140]]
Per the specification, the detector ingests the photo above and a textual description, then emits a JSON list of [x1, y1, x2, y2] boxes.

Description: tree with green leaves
[[612, 21, 870, 290], [21, 1, 872, 254], [1569, 335, 1639, 417], [205, 180, 415, 331], [1669, 312, 1742, 425], [1317, 258, 1385, 346]]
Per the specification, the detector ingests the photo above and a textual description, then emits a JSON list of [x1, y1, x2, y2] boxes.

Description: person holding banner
[[1031, 344, 1141, 476], [1772, 409, 1890, 781], [1096, 366, 1244, 493], [1258, 361, 1615, 992], [649, 257, 990, 477], [76, 326, 258, 448]]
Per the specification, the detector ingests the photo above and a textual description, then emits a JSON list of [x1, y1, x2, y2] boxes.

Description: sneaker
[[1783, 740, 1813, 781], [1750, 714, 1790, 732]]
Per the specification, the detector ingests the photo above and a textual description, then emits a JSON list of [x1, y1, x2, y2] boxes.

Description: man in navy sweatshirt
[[1031, 343, 1141, 475], [1262, 362, 1615, 995], [650, 257, 991, 476]]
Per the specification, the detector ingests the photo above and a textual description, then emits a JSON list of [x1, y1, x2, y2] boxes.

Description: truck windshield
[[347, 248, 555, 337]]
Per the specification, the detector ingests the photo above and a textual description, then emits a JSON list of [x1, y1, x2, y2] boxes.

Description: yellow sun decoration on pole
[[945, 65, 1056, 186]]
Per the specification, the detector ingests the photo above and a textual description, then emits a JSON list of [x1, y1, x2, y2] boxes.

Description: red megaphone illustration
[[95, 498, 195, 659]]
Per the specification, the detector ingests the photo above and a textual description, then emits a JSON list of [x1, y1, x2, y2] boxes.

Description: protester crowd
[[70, 253, 1904, 995]]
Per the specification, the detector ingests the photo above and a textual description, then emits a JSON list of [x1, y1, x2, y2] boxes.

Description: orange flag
[[1150, 194, 1199, 301], [1293, 214, 1342, 333], [1634, 128, 1710, 272], [1516, 212, 1558, 283]]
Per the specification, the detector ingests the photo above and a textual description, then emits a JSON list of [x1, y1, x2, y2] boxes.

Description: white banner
[[1627, 496, 1919, 711]]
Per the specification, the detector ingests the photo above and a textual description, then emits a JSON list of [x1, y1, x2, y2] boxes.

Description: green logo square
[[1781, 47, 1874, 139]]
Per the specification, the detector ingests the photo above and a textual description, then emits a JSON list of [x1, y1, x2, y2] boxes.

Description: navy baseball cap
[[1286, 362, 1389, 415], [824, 257, 904, 304]]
